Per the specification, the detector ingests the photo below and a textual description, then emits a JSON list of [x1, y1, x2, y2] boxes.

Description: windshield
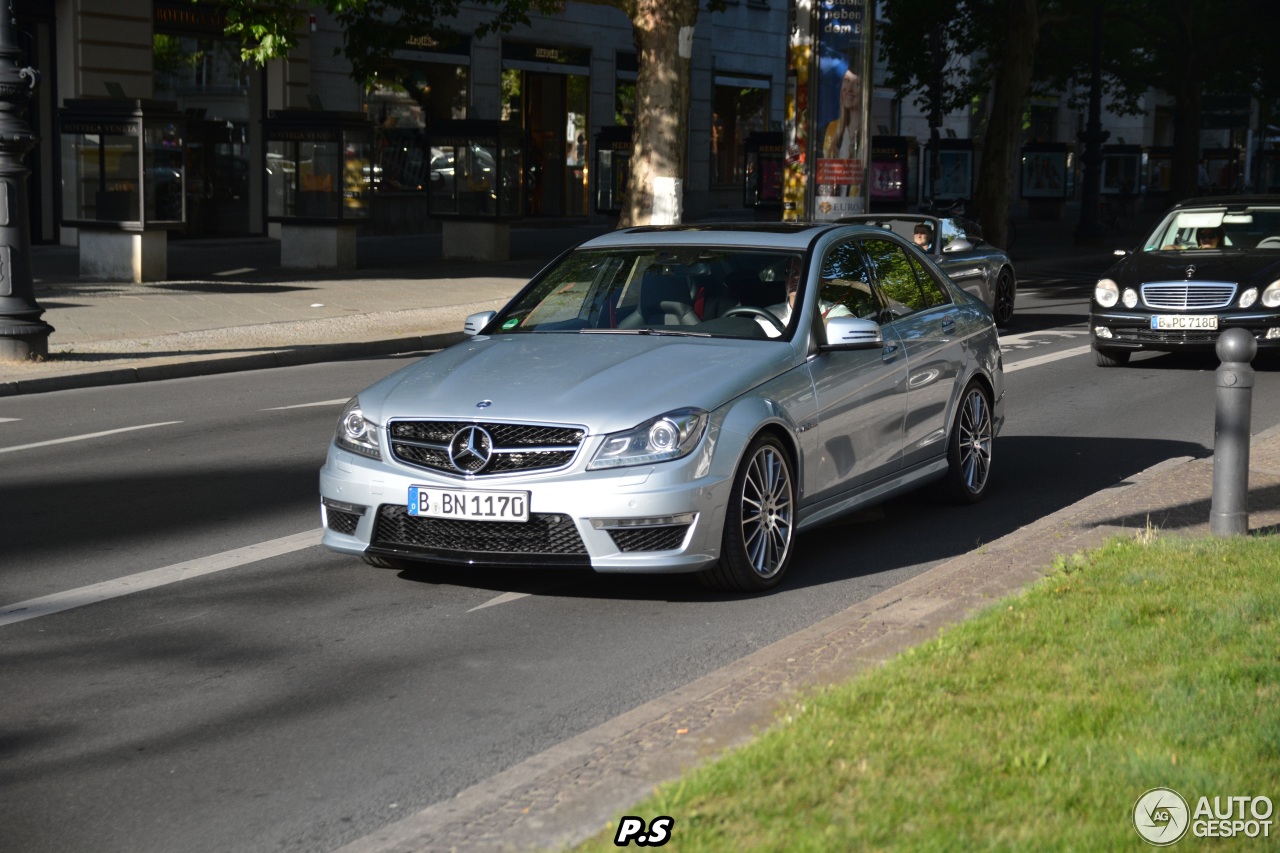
[[490, 248, 803, 339], [1144, 205, 1280, 252]]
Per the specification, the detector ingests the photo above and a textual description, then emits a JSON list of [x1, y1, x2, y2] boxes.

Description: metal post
[[0, 1, 52, 361], [1210, 328, 1257, 536]]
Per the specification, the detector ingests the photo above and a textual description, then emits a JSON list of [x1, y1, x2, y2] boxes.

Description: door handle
[[881, 344, 899, 362], [941, 318, 956, 332]]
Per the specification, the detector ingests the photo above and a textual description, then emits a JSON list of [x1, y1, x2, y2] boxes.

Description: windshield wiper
[[580, 328, 712, 337]]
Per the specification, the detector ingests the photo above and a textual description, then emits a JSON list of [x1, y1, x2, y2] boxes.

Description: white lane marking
[[263, 399, 349, 411], [0, 421, 183, 455], [0, 530, 321, 628], [468, 591, 532, 612], [213, 267, 256, 276], [1004, 344, 1093, 373], [0, 417, 19, 423]]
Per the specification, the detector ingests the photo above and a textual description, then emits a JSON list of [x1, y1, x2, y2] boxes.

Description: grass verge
[[570, 534, 1280, 851]]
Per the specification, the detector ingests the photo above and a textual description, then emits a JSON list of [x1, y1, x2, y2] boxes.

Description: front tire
[[939, 382, 994, 504], [993, 269, 1016, 327], [699, 434, 795, 593], [1094, 347, 1131, 367]]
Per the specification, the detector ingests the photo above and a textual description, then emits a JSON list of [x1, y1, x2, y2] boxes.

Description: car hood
[[357, 333, 798, 433], [1106, 251, 1280, 287]]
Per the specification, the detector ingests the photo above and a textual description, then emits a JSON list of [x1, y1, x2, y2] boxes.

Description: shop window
[[712, 82, 768, 186]]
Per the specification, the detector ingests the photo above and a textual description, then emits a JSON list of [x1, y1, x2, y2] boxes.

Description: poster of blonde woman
[[813, 0, 870, 221]]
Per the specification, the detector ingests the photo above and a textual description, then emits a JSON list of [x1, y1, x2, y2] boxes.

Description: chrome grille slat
[[1141, 281, 1237, 310], [388, 419, 586, 477]]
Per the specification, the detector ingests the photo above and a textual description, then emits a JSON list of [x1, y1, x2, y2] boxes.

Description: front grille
[[372, 505, 589, 564], [608, 524, 691, 552], [1141, 282, 1236, 310], [1116, 328, 1220, 344], [388, 420, 586, 477], [326, 509, 361, 535]]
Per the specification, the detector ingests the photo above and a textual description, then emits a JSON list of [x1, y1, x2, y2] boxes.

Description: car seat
[[618, 268, 701, 327]]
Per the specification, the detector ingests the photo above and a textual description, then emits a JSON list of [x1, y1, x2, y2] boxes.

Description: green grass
[[570, 534, 1280, 851]]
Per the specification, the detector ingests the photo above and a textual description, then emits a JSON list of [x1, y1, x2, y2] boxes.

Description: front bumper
[[319, 439, 737, 573], [1090, 310, 1280, 353]]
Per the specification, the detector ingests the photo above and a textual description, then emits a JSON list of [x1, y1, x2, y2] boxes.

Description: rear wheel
[[939, 382, 994, 504], [699, 435, 795, 593], [1094, 347, 1131, 367], [993, 269, 1016, 327]]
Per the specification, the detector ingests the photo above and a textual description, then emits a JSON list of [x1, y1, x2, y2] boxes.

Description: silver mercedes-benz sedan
[[320, 222, 1005, 592]]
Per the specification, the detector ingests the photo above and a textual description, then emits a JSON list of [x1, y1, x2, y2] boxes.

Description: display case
[[922, 138, 973, 203], [264, 110, 373, 223], [742, 132, 784, 210], [426, 120, 523, 219], [1202, 147, 1242, 194], [57, 99, 185, 229], [1100, 144, 1144, 196], [869, 135, 916, 210], [594, 126, 632, 214]]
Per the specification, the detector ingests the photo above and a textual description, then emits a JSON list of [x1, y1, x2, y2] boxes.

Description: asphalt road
[[3, 274, 1278, 853]]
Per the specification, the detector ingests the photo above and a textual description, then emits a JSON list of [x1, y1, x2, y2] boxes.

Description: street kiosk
[[57, 98, 185, 281], [426, 120, 523, 261], [264, 110, 373, 270]]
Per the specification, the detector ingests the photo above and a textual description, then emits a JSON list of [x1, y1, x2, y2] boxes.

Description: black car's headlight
[[588, 408, 708, 470], [1262, 281, 1280, 309], [335, 397, 382, 459], [1095, 278, 1119, 308]]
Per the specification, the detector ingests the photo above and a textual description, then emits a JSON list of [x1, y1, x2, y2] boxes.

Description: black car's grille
[[372, 505, 589, 564], [1141, 282, 1237, 310], [608, 524, 691, 552], [1119, 328, 1221, 344], [326, 509, 361, 535], [388, 420, 586, 477]]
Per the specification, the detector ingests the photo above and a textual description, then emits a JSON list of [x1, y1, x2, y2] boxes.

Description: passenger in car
[[913, 223, 934, 252]]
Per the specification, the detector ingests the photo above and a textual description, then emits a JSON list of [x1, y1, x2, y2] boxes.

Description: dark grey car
[[840, 213, 1017, 326]]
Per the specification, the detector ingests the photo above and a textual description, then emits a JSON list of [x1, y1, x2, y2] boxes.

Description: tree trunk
[[621, 0, 697, 227], [972, 0, 1039, 249]]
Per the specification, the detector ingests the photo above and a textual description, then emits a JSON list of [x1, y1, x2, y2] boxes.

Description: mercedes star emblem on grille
[[448, 426, 494, 473], [1186, 264, 1196, 278]]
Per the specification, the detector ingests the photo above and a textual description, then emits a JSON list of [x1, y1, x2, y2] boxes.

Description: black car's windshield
[[492, 248, 803, 339], [1145, 205, 1280, 252]]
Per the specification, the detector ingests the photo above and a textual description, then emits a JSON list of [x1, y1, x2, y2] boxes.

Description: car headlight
[[1095, 278, 1120, 308], [1122, 288, 1138, 308], [335, 397, 382, 459], [1262, 280, 1280, 309], [588, 408, 708, 470], [1240, 287, 1259, 309]]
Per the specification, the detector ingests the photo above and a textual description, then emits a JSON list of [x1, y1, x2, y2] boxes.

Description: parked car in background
[[1090, 195, 1280, 366], [320, 223, 1005, 592], [839, 213, 1018, 327]]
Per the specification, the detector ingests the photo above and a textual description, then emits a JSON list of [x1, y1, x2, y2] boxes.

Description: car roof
[[577, 221, 867, 252], [1172, 195, 1280, 210]]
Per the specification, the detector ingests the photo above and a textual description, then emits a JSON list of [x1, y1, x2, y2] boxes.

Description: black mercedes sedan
[[1090, 195, 1280, 366]]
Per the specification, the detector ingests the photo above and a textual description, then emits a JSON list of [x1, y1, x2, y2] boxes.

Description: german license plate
[[1152, 314, 1218, 330], [407, 486, 529, 522]]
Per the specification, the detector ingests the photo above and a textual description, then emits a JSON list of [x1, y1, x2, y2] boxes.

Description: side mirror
[[464, 310, 497, 336], [943, 238, 973, 253], [821, 316, 883, 350]]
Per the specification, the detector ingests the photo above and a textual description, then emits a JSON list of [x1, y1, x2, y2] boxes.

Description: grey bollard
[[1210, 328, 1257, 536]]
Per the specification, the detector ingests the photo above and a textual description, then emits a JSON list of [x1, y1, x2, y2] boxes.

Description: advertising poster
[[1021, 149, 1067, 199], [782, 0, 814, 221], [812, 0, 870, 220]]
